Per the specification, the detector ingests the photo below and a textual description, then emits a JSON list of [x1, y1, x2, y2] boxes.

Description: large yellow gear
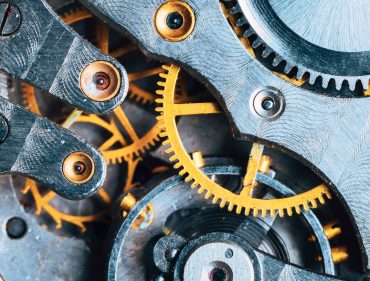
[[18, 6, 163, 231], [156, 64, 332, 218]]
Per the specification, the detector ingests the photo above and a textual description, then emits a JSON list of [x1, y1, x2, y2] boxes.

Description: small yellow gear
[[155, 64, 332, 218]]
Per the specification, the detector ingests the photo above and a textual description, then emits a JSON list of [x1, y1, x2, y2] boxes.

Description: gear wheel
[[156, 64, 332, 217], [224, 0, 370, 93]]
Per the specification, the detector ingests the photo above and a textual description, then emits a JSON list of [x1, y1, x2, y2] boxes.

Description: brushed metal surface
[[0, 96, 106, 199], [0, 0, 128, 114], [0, 176, 92, 281]]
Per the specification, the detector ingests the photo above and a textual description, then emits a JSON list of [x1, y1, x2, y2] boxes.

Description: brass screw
[[62, 152, 95, 184], [154, 1, 195, 42], [80, 61, 121, 102]]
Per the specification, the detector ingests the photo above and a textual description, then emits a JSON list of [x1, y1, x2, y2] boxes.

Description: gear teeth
[[296, 69, 305, 80], [283, 64, 293, 75], [321, 76, 330, 89], [173, 162, 182, 169], [204, 191, 212, 200], [236, 17, 247, 27], [178, 169, 187, 176], [278, 209, 285, 217], [184, 175, 193, 183], [243, 28, 255, 38], [294, 206, 301, 214], [156, 90, 165, 96], [159, 132, 168, 138], [286, 208, 293, 216], [212, 196, 219, 204], [361, 78, 369, 90], [303, 202, 310, 211], [326, 192, 332, 200], [252, 209, 259, 217], [270, 209, 276, 217], [262, 47, 273, 58], [191, 182, 198, 189], [308, 74, 318, 85], [318, 195, 325, 204], [169, 155, 178, 162], [335, 78, 344, 91], [235, 205, 242, 214], [310, 199, 318, 209], [227, 203, 235, 212], [220, 200, 227, 208], [272, 56, 283, 67], [229, 4, 241, 14], [252, 37, 263, 49]]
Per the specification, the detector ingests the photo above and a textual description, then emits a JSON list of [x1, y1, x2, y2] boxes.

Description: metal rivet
[[0, 2, 22, 36], [225, 248, 233, 259], [0, 115, 8, 142], [155, 1, 195, 42], [80, 61, 121, 102], [6, 217, 27, 239], [251, 87, 285, 120], [62, 152, 95, 184]]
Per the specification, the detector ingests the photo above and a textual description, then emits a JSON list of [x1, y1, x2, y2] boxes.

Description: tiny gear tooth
[[156, 64, 332, 218]]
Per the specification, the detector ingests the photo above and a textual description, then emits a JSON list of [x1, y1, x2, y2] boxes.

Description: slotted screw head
[[0, 2, 22, 36]]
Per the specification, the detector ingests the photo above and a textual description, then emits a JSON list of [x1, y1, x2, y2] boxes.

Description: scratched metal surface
[[257, 253, 340, 281], [0, 0, 128, 114], [0, 176, 92, 281], [81, 0, 370, 269], [0, 96, 106, 199]]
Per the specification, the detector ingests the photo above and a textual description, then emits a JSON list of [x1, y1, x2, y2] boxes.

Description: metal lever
[[0, 0, 128, 114], [0, 96, 106, 200]]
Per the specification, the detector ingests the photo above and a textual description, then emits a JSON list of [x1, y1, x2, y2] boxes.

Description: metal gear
[[224, 0, 370, 93], [156, 64, 332, 217]]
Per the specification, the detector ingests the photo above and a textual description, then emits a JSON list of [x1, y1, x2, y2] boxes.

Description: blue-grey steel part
[[0, 0, 128, 114], [0, 96, 106, 200], [79, 0, 370, 268]]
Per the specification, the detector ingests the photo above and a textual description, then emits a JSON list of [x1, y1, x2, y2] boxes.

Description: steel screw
[[251, 87, 285, 120], [0, 2, 21, 36], [0, 115, 8, 142]]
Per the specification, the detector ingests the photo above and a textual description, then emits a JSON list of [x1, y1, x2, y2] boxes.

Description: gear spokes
[[156, 64, 332, 217]]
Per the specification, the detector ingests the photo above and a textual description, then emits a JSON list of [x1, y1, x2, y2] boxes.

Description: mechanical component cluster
[[0, 0, 368, 280]]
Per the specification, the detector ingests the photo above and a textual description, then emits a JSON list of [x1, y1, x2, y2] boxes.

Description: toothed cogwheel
[[225, 0, 370, 94], [156, 64, 332, 217]]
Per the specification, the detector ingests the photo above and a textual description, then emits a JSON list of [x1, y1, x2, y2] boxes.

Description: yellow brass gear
[[155, 64, 332, 218]]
